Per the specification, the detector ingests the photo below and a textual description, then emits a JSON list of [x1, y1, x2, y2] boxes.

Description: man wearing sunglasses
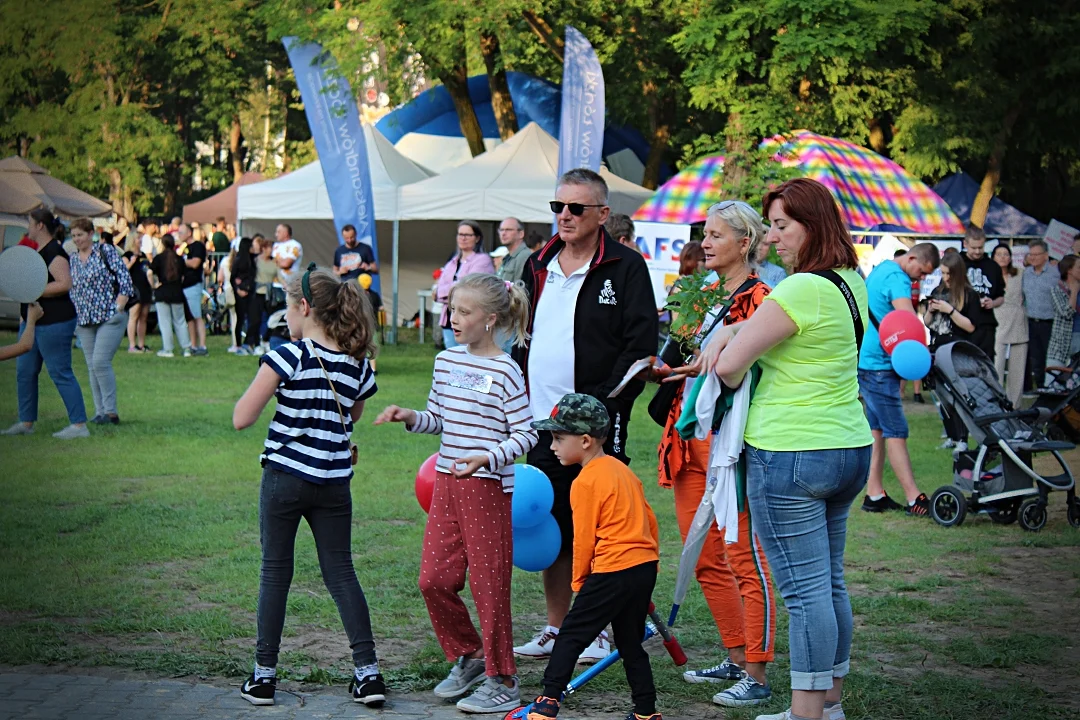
[[512, 168, 659, 665]]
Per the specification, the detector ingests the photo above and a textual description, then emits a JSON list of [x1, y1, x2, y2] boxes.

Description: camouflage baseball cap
[[531, 393, 610, 437]]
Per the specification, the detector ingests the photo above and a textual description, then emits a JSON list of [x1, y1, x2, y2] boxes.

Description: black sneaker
[[350, 673, 386, 707], [240, 673, 276, 705], [906, 493, 931, 517], [861, 494, 905, 513], [913, 393, 925, 404]]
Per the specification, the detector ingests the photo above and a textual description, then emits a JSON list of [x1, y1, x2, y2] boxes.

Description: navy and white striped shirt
[[260, 339, 377, 484]]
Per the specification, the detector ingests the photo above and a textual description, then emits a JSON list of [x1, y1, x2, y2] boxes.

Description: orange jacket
[[570, 455, 660, 591]]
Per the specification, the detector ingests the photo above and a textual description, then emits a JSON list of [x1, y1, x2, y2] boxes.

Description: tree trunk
[[522, 10, 564, 63], [480, 31, 518, 141], [723, 112, 749, 192], [971, 106, 1022, 228], [107, 168, 134, 221], [642, 83, 674, 190], [230, 114, 246, 183], [439, 60, 485, 157]]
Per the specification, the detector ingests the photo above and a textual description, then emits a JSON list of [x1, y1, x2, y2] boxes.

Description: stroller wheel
[[930, 486, 967, 527], [1018, 498, 1048, 532], [1068, 499, 1080, 529], [988, 503, 1018, 525]]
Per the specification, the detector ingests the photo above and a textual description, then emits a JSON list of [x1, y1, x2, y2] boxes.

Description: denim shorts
[[858, 369, 908, 439], [182, 283, 203, 319]]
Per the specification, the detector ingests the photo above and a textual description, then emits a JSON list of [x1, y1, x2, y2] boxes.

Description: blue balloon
[[512, 464, 555, 529], [513, 514, 561, 572], [891, 339, 932, 380]]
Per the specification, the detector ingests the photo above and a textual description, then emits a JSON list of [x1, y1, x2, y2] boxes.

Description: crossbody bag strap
[[698, 276, 763, 339], [98, 243, 121, 288], [810, 270, 864, 353], [307, 340, 350, 438]]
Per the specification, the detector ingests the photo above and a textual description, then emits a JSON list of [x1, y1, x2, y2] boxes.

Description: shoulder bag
[[309, 341, 359, 466]]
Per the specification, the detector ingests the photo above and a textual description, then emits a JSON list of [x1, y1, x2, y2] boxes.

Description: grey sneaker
[[1, 421, 34, 436], [433, 657, 486, 699], [455, 676, 520, 714], [713, 672, 771, 707], [683, 657, 743, 684], [52, 424, 90, 440]]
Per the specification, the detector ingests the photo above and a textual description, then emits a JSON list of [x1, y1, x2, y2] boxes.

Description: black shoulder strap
[[810, 270, 864, 353], [98, 243, 121, 283], [698, 277, 763, 338]]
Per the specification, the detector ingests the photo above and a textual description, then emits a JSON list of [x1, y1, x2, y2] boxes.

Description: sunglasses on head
[[549, 201, 605, 216]]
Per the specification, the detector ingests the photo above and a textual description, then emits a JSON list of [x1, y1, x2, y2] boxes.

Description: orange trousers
[[672, 437, 776, 663]]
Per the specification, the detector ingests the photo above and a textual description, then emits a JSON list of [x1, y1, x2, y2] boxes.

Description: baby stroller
[[1030, 352, 1080, 442], [202, 284, 228, 336], [929, 341, 1080, 531]]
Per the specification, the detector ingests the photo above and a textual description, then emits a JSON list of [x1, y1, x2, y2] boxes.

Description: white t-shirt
[[528, 252, 589, 423], [272, 239, 303, 287], [140, 233, 156, 257]]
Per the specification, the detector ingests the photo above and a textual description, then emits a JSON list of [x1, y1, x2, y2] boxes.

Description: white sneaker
[[227, 345, 240, 354], [52, 424, 90, 439], [2, 421, 34, 435], [577, 631, 610, 665], [513, 628, 559, 659], [156, 350, 174, 358], [756, 704, 845, 720]]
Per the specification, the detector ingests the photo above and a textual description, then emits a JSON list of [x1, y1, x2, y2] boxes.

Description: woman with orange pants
[[657, 200, 776, 708]]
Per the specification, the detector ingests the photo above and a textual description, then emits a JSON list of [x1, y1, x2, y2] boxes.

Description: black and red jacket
[[513, 227, 659, 412]]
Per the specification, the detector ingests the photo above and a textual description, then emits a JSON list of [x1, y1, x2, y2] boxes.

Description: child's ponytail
[[287, 266, 377, 362], [451, 273, 532, 349]]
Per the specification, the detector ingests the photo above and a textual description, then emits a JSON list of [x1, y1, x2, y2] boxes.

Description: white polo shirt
[[528, 252, 590, 423]]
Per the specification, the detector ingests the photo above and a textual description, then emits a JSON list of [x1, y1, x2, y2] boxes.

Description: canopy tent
[[0, 156, 112, 218], [183, 172, 264, 225], [933, 172, 1047, 237], [375, 71, 665, 184], [634, 131, 965, 235], [398, 122, 653, 222], [237, 124, 432, 223]]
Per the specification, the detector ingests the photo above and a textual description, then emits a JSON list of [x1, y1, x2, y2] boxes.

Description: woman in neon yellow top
[[679, 179, 872, 720]]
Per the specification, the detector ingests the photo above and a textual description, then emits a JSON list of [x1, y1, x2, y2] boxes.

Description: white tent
[[398, 122, 653, 222], [237, 124, 432, 222]]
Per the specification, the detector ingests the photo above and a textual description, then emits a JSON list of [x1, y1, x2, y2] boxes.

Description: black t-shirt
[[334, 243, 376, 281], [151, 253, 185, 304], [21, 239, 77, 326], [960, 252, 1005, 328], [123, 251, 152, 295], [927, 286, 980, 350], [366, 288, 383, 314], [182, 241, 206, 287]]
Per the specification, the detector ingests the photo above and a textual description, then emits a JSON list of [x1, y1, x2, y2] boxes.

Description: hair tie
[[504, 280, 512, 291], [301, 262, 317, 305]]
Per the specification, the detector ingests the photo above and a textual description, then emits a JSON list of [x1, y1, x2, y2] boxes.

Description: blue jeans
[[257, 465, 376, 668], [858, 369, 909, 439], [745, 444, 871, 691], [16, 318, 87, 425]]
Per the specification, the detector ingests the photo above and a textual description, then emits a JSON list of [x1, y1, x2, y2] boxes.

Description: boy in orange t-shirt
[[527, 393, 661, 720]]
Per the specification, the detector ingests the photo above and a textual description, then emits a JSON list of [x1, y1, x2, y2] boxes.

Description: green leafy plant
[[664, 268, 730, 347]]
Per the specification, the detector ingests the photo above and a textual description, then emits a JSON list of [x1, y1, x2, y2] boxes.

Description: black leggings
[[256, 465, 376, 668], [248, 293, 267, 346], [234, 293, 253, 347]]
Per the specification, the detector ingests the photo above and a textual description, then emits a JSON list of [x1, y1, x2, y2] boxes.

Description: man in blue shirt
[[859, 243, 940, 516], [332, 225, 378, 282]]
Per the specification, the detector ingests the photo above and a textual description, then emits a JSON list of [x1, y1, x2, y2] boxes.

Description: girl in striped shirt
[[233, 266, 385, 708], [376, 273, 537, 714]]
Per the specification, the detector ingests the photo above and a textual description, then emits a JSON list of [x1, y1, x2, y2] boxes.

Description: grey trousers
[[75, 310, 128, 418], [156, 302, 191, 353]]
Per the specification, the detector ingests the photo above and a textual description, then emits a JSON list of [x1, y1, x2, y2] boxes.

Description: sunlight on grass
[[1, 332, 1078, 717]]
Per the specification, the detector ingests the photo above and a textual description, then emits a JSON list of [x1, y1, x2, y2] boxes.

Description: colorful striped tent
[[633, 131, 964, 234]]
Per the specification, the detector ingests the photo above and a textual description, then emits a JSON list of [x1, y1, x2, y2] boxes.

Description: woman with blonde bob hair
[[673, 179, 873, 720], [659, 200, 777, 707]]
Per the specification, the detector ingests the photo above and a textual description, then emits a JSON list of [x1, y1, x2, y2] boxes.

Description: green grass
[[1, 332, 1079, 718]]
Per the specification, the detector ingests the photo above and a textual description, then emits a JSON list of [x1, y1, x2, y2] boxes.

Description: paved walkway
[[0, 672, 641, 720]]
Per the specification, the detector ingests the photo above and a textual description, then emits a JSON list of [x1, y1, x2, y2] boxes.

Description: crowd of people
[[4, 171, 1066, 720]]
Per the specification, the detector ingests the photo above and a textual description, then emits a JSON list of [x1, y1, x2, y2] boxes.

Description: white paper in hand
[[0, 246, 48, 303]]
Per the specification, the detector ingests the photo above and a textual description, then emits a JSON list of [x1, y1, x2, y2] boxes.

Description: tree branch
[[522, 10, 563, 63]]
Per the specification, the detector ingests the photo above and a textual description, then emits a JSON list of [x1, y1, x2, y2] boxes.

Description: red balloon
[[415, 453, 439, 513], [878, 309, 926, 355]]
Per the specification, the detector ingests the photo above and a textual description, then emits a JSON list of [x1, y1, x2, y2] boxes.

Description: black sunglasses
[[549, 201, 605, 216]]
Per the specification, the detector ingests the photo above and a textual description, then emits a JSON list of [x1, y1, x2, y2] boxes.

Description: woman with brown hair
[[3, 208, 89, 439], [433, 221, 495, 349], [676, 178, 872, 720], [991, 243, 1027, 407], [659, 202, 776, 708]]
